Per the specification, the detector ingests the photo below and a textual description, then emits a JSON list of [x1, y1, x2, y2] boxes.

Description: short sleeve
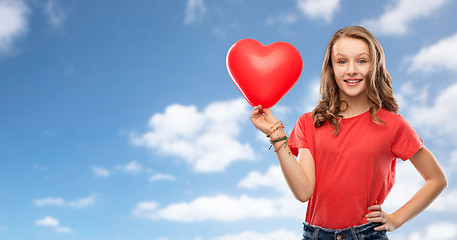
[[391, 114, 424, 161], [288, 114, 310, 157]]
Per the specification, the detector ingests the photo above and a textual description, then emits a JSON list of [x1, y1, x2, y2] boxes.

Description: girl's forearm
[[271, 130, 314, 202]]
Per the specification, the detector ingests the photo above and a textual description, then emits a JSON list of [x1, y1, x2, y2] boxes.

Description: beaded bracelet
[[266, 121, 284, 138]]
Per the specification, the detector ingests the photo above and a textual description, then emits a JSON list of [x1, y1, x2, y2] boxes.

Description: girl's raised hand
[[250, 105, 280, 135]]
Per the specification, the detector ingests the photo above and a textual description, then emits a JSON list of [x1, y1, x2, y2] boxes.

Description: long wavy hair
[[313, 26, 399, 135]]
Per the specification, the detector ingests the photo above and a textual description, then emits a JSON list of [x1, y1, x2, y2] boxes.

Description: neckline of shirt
[[341, 110, 370, 120]]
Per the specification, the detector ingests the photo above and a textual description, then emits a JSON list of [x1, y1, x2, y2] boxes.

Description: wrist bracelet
[[270, 136, 288, 144], [266, 121, 284, 137], [269, 136, 288, 150]]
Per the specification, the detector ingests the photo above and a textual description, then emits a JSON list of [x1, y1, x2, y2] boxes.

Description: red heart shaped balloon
[[226, 39, 303, 109]]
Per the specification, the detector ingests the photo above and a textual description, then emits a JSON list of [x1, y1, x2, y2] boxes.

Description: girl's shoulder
[[377, 108, 401, 119], [297, 111, 314, 123], [377, 108, 411, 127]]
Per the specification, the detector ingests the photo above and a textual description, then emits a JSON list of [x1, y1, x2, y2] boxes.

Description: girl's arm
[[366, 146, 447, 231], [250, 105, 315, 202]]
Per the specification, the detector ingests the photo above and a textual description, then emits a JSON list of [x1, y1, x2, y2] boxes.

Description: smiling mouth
[[344, 79, 362, 83]]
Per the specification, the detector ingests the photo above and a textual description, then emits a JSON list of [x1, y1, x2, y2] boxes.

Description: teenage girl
[[250, 26, 447, 240]]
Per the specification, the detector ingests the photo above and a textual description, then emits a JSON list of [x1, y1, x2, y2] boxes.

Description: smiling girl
[[250, 26, 447, 240]]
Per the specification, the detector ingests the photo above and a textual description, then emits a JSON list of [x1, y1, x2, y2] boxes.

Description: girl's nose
[[347, 61, 358, 75]]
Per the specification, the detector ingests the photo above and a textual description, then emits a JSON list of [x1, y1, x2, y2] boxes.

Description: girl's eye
[[338, 60, 346, 64], [358, 59, 367, 64]]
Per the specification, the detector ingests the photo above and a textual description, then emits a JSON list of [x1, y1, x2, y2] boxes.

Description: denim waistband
[[302, 222, 388, 240]]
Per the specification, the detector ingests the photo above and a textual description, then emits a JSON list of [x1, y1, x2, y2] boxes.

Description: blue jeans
[[302, 222, 388, 240]]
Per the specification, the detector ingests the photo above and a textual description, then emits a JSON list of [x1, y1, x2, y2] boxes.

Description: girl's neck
[[338, 92, 371, 118]]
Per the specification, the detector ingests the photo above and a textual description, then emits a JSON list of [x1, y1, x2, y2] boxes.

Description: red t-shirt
[[288, 108, 423, 229]]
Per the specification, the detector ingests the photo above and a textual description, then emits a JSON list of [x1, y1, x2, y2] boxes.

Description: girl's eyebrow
[[333, 52, 369, 57]]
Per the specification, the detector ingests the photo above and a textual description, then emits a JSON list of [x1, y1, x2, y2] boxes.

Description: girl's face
[[331, 37, 370, 101]]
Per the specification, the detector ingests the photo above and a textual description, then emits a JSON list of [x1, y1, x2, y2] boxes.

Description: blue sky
[[1, 0, 457, 239]]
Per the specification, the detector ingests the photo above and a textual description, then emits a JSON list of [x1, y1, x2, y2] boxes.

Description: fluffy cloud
[[133, 194, 304, 222], [133, 195, 279, 222], [406, 32, 457, 73], [184, 0, 206, 24], [131, 99, 255, 172], [34, 216, 73, 233], [0, 0, 29, 55], [391, 222, 457, 240], [428, 189, 457, 212], [150, 173, 176, 182], [238, 165, 289, 194], [33, 195, 96, 208], [212, 229, 300, 240], [296, 0, 340, 23], [408, 82, 457, 138], [92, 166, 111, 177], [133, 165, 306, 222], [362, 0, 449, 35], [115, 161, 145, 174], [35, 216, 59, 227]]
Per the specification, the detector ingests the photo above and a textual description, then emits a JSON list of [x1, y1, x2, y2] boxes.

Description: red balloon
[[226, 39, 303, 109]]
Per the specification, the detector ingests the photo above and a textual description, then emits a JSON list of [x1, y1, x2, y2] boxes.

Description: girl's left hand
[[365, 205, 399, 232]]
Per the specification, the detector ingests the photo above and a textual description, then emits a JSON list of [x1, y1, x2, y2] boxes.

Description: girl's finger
[[365, 211, 382, 218], [374, 224, 385, 231], [366, 216, 385, 223], [367, 205, 382, 211]]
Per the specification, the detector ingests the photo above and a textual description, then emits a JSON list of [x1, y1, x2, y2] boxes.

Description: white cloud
[[133, 195, 277, 222], [115, 161, 144, 174], [238, 165, 289, 194], [131, 98, 255, 173], [408, 82, 457, 139], [391, 222, 457, 240], [34, 216, 73, 233], [362, 0, 448, 35], [0, 0, 29, 55], [296, 0, 340, 23], [34, 197, 64, 206], [212, 229, 300, 240], [33, 195, 96, 208], [445, 150, 457, 177], [184, 0, 206, 24], [428, 189, 457, 212], [395, 81, 429, 111], [35, 216, 59, 227], [132, 194, 304, 222], [44, 0, 66, 30], [150, 173, 176, 182], [92, 166, 111, 177], [406, 32, 457, 73]]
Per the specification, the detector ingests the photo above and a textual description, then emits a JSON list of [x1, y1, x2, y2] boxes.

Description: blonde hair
[[313, 26, 399, 135]]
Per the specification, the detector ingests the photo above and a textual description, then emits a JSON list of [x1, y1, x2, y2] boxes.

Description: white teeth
[[346, 80, 361, 83]]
